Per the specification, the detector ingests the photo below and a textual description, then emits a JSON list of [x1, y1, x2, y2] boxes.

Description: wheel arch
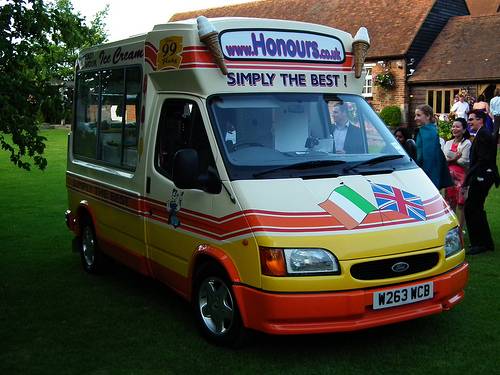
[[74, 200, 97, 237], [188, 244, 241, 300]]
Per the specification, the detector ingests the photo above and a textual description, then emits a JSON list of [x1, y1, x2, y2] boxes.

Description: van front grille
[[350, 252, 439, 280]]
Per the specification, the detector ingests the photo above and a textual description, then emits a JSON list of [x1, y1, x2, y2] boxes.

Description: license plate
[[373, 282, 433, 310]]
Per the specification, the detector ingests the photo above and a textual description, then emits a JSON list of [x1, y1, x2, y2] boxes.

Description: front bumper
[[233, 262, 468, 335]]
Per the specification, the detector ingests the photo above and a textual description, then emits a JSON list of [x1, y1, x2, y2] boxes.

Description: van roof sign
[[78, 17, 370, 96], [219, 29, 345, 64]]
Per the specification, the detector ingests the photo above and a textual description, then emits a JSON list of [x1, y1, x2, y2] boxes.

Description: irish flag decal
[[319, 185, 377, 229]]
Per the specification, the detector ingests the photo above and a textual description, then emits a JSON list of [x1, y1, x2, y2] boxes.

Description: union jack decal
[[370, 183, 427, 221]]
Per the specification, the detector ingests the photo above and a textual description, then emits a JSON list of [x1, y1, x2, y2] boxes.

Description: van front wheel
[[194, 263, 246, 347]]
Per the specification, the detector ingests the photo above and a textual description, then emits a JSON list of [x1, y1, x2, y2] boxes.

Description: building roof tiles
[[409, 14, 500, 82], [170, 0, 437, 59]]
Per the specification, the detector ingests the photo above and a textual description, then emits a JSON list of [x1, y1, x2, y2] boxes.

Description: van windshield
[[208, 93, 415, 180]]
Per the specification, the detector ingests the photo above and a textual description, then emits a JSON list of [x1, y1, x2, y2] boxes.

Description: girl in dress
[[442, 118, 471, 229], [414, 104, 453, 189]]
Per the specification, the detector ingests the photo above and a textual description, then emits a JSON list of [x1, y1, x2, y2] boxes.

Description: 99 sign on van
[[65, 16, 468, 346]]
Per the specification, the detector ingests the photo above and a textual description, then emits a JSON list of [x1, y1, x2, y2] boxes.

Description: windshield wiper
[[343, 154, 404, 173], [253, 160, 346, 178]]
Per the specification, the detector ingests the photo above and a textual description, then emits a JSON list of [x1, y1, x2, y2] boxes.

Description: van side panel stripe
[[67, 173, 453, 241], [148, 45, 354, 72]]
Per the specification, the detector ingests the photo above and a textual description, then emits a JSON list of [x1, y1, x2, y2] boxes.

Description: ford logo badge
[[391, 261, 410, 273]]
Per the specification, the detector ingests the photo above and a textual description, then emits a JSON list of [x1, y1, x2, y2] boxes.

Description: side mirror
[[172, 149, 199, 189], [172, 149, 222, 194]]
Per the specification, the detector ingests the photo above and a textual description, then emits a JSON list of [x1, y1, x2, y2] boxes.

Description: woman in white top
[[442, 118, 472, 230]]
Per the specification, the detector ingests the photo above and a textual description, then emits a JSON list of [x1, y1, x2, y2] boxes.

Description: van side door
[[144, 96, 219, 296]]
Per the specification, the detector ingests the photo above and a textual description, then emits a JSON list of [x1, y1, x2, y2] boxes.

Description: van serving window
[[155, 99, 215, 180], [73, 66, 141, 169], [74, 71, 99, 159]]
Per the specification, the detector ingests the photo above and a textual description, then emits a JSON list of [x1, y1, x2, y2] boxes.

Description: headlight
[[445, 227, 463, 257], [260, 247, 339, 276], [284, 249, 339, 274]]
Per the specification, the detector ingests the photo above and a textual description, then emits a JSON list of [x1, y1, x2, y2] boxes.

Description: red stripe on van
[[67, 173, 453, 241]]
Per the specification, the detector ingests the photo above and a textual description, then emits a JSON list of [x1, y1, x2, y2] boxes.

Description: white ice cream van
[[66, 17, 468, 345]]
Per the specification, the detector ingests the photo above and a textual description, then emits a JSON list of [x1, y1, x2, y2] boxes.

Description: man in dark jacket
[[464, 109, 500, 255], [331, 103, 364, 154]]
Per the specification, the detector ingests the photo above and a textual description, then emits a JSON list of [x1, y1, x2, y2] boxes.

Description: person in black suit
[[331, 103, 364, 154], [464, 109, 500, 255]]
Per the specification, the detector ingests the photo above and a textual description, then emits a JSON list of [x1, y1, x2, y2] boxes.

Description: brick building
[[408, 14, 500, 123], [170, 0, 470, 125]]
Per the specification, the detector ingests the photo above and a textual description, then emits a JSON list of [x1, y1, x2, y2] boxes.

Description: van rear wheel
[[79, 217, 105, 274], [193, 262, 247, 347]]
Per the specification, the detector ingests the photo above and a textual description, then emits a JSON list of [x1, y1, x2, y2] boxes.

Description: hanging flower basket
[[374, 72, 396, 90]]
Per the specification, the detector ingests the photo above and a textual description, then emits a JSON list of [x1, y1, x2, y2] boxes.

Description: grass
[[1, 128, 499, 374]]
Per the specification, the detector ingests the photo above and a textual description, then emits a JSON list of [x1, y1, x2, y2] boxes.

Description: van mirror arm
[[221, 181, 236, 204], [198, 166, 222, 194]]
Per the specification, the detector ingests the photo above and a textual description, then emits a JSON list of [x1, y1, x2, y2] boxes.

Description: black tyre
[[193, 262, 247, 347], [78, 216, 106, 274]]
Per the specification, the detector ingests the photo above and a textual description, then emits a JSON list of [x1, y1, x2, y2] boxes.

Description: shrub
[[379, 105, 402, 128], [437, 119, 452, 141]]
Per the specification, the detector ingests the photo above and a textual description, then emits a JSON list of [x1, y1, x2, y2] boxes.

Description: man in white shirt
[[450, 95, 469, 120], [490, 88, 500, 144], [224, 120, 236, 144]]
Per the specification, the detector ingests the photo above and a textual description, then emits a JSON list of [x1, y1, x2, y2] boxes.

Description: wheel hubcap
[[81, 226, 95, 266], [198, 277, 234, 335]]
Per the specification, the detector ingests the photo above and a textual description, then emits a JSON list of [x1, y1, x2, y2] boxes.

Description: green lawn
[[1, 128, 499, 374]]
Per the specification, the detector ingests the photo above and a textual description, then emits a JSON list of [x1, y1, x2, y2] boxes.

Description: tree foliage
[[0, 0, 108, 170]]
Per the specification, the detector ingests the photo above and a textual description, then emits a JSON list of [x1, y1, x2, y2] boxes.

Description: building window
[[362, 64, 374, 98], [426, 89, 460, 115]]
